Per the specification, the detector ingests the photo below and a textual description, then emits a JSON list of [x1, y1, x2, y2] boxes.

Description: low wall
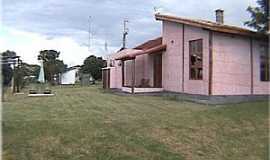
[[121, 87, 163, 93]]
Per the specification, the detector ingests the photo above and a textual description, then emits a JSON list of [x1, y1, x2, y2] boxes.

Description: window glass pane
[[261, 68, 266, 81], [189, 39, 203, 80], [191, 43, 196, 54], [190, 68, 196, 79], [198, 68, 203, 79], [260, 44, 269, 81], [191, 55, 196, 65]]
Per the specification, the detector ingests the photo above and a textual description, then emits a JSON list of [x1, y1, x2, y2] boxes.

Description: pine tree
[[245, 0, 269, 33]]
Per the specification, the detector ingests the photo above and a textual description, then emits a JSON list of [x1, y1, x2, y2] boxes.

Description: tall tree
[[38, 50, 66, 83], [81, 55, 106, 80], [245, 0, 269, 33]]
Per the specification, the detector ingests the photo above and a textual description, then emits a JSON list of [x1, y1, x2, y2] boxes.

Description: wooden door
[[102, 69, 110, 89], [153, 54, 162, 88]]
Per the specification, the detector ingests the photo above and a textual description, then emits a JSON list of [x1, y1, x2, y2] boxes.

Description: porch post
[[122, 60, 125, 87], [131, 58, 135, 94], [208, 31, 213, 95]]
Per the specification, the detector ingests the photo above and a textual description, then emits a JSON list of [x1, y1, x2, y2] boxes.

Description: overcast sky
[[0, 0, 257, 66]]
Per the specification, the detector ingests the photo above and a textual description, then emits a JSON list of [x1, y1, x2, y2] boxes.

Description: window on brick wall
[[260, 44, 269, 81], [189, 39, 203, 80]]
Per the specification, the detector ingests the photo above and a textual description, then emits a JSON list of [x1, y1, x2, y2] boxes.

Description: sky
[[0, 0, 257, 66]]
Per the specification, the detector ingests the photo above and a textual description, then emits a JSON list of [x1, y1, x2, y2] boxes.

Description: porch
[[115, 38, 166, 94]]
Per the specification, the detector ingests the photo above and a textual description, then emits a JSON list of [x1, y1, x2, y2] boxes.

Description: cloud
[[0, 27, 95, 66], [1, 0, 256, 65], [157, 0, 257, 27]]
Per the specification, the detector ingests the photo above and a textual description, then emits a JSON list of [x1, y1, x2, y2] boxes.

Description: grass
[[2, 85, 269, 160]]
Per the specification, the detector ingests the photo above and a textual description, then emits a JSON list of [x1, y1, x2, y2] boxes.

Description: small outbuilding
[[60, 66, 80, 85]]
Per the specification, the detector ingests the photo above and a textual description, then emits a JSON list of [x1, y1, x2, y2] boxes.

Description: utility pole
[[122, 19, 129, 49], [104, 33, 108, 53]]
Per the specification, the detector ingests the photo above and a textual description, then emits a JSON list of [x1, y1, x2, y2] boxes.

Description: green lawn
[[2, 85, 269, 160]]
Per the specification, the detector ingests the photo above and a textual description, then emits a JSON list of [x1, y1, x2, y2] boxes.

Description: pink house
[[103, 10, 269, 96]]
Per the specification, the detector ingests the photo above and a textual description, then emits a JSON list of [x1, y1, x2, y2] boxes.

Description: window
[[260, 44, 269, 81], [189, 39, 203, 80]]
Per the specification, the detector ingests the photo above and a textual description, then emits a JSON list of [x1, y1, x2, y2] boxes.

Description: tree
[[1, 50, 17, 87], [38, 50, 66, 84], [2, 64, 13, 86], [18, 63, 40, 87], [245, 0, 269, 33], [20, 63, 40, 78], [81, 55, 106, 80]]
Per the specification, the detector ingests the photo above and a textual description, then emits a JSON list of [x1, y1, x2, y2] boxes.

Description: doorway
[[102, 69, 110, 89], [153, 54, 162, 88]]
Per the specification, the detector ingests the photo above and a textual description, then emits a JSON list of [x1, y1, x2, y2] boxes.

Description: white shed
[[60, 66, 80, 85]]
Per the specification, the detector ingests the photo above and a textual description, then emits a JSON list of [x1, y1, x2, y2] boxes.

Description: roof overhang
[[115, 44, 166, 60], [155, 14, 268, 39], [114, 49, 143, 60]]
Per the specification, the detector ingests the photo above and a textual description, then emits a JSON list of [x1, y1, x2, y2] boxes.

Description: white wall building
[[60, 66, 80, 85]]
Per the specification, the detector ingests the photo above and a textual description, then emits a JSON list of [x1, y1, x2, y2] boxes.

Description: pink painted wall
[[183, 25, 209, 95], [162, 20, 269, 95], [252, 39, 270, 95], [162, 21, 209, 95], [106, 54, 122, 89], [109, 64, 122, 89], [212, 33, 269, 95], [212, 32, 251, 95], [162, 21, 183, 92]]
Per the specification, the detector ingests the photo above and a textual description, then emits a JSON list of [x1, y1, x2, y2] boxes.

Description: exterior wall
[[162, 21, 183, 92], [252, 39, 270, 95], [183, 25, 209, 95], [212, 33, 269, 95], [60, 69, 78, 85], [163, 21, 269, 96], [162, 21, 209, 95], [212, 32, 252, 95], [109, 65, 122, 89]]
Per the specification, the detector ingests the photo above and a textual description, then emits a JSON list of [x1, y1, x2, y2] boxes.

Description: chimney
[[215, 9, 224, 24]]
